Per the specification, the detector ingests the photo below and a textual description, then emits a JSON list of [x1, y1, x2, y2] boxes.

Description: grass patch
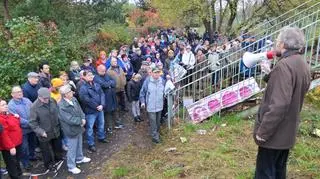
[[163, 167, 184, 177], [99, 102, 320, 178], [112, 167, 129, 177]]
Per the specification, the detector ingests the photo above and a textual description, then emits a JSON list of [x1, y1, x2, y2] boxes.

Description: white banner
[[186, 77, 261, 124]]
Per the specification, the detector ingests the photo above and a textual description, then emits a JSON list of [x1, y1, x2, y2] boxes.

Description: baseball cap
[[27, 72, 39, 78], [152, 66, 161, 73]]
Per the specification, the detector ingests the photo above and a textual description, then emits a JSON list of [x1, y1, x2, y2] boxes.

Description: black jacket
[[127, 80, 142, 102]]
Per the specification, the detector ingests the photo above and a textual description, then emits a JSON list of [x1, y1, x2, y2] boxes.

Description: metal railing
[[167, 19, 320, 126], [248, 0, 319, 36], [176, 7, 320, 85]]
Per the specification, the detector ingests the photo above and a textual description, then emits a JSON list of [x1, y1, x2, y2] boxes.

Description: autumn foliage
[[127, 8, 168, 35]]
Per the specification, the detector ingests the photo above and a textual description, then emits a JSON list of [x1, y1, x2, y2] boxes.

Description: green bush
[[0, 16, 69, 99], [94, 21, 137, 53]]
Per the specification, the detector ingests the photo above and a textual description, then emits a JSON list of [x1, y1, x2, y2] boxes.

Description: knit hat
[[59, 85, 72, 95], [51, 78, 64, 88], [38, 88, 50, 98]]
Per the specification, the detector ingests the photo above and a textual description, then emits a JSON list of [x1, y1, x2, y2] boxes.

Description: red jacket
[[0, 113, 22, 151], [95, 58, 106, 68]]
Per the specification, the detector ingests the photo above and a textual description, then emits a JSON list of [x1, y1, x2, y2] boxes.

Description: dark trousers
[[116, 91, 126, 110], [255, 147, 289, 179], [21, 132, 37, 167], [39, 137, 63, 169], [161, 97, 168, 124], [105, 111, 122, 129], [2, 145, 22, 179]]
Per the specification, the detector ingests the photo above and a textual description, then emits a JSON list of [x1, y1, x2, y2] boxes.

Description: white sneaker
[[68, 167, 81, 174], [76, 157, 91, 164]]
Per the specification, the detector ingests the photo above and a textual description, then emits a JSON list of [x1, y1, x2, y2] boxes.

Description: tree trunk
[[242, 0, 246, 21], [3, 0, 11, 20], [211, 1, 216, 33], [205, 0, 217, 43], [218, 1, 229, 33], [226, 0, 238, 35]]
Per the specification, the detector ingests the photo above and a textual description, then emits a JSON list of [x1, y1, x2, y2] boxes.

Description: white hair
[[277, 27, 305, 50]]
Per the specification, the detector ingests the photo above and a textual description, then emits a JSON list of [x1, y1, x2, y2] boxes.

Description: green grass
[[98, 101, 320, 179], [112, 167, 129, 177], [163, 167, 184, 177]]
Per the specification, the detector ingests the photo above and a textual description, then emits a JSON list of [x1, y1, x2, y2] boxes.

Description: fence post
[[167, 92, 174, 130]]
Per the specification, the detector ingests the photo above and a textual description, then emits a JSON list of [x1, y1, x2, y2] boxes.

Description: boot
[[134, 116, 140, 122], [138, 115, 143, 121]]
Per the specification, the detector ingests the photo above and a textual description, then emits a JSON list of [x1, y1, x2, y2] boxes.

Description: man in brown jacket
[[107, 57, 128, 113], [254, 27, 311, 178]]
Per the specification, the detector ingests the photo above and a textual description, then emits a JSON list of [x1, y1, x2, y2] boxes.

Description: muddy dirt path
[[16, 111, 153, 179]]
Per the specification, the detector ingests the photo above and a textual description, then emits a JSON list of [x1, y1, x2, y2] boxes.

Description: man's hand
[[141, 103, 145, 109], [10, 148, 16, 156], [256, 135, 266, 142], [260, 61, 271, 74], [97, 105, 103, 111], [81, 119, 86, 127], [13, 114, 20, 118], [42, 132, 47, 138]]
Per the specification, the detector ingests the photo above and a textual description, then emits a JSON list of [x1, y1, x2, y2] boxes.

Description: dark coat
[[79, 81, 105, 114], [254, 51, 311, 149], [58, 97, 85, 138], [29, 99, 60, 142], [131, 53, 144, 73], [127, 80, 142, 102], [38, 72, 51, 88], [22, 81, 40, 102], [68, 69, 81, 84], [94, 74, 117, 112]]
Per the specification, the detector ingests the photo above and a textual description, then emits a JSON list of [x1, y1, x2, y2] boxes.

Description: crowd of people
[[0, 27, 264, 178]]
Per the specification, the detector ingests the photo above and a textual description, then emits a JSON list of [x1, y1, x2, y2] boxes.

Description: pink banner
[[186, 77, 261, 123]]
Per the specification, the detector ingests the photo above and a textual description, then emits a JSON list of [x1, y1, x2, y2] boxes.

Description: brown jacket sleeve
[[256, 64, 293, 141]]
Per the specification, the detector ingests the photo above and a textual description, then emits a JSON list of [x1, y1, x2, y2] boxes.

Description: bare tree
[[226, 0, 239, 35], [3, 0, 11, 20]]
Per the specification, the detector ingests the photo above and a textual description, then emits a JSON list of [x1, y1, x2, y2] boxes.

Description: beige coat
[[107, 66, 127, 92]]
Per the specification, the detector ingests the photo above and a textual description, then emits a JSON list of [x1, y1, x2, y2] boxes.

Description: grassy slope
[[97, 102, 320, 179]]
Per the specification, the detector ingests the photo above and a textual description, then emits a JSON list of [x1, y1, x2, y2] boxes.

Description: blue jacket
[[94, 74, 117, 112], [122, 60, 134, 81], [22, 81, 40, 102], [8, 97, 33, 134], [79, 81, 105, 114], [105, 57, 126, 72], [139, 77, 165, 113]]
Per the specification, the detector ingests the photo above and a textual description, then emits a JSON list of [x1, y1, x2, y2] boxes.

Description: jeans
[[255, 147, 289, 179], [131, 101, 140, 117], [2, 145, 22, 179], [38, 137, 63, 169], [86, 111, 105, 146], [66, 134, 84, 170], [21, 132, 37, 167], [148, 111, 162, 141]]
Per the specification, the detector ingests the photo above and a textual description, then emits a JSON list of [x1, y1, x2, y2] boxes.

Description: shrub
[[0, 16, 69, 98]]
